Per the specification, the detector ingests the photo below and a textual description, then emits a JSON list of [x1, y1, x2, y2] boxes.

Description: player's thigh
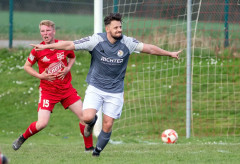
[[61, 90, 81, 109], [102, 101, 123, 120], [37, 109, 51, 130], [102, 93, 124, 119], [83, 88, 103, 112], [82, 89, 103, 122], [38, 88, 58, 112], [68, 99, 83, 120]]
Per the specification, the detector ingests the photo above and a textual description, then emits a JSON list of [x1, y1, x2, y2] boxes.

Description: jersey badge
[[41, 56, 50, 62], [117, 50, 124, 57], [57, 52, 65, 60]]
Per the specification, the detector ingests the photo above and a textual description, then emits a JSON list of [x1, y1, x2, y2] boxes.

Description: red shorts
[[38, 87, 81, 112]]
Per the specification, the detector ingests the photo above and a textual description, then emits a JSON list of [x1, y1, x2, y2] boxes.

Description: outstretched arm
[[30, 41, 75, 51], [141, 43, 182, 60]]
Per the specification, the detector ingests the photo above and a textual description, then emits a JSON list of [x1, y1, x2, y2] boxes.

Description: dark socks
[[95, 130, 112, 153]]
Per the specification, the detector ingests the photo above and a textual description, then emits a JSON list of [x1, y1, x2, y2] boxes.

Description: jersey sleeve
[[57, 40, 75, 58], [122, 36, 142, 54], [27, 49, 38, 65], [73, 34, 102, 51], [66, 50, 75, 58]]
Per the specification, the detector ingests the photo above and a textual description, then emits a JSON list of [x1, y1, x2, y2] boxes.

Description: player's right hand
[[40, 69, 56, 82], [170, 50, 182, 60]]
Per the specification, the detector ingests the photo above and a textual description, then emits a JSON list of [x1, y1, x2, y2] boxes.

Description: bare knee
[[102, 121, 113, 132], [36, 121, 48, 130], [102, 115, 114, 132], [83, 112, 94, 123], [69, 100, 83, 121], [83, 109, 96, 123]]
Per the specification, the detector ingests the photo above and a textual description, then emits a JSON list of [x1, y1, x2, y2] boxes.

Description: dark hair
[[104, 13, 122, 26]]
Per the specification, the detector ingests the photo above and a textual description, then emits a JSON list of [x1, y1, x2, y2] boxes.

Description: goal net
[[101, 0, 240, 140]]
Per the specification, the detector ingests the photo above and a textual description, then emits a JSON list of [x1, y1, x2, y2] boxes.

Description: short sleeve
[[134, 42, 144, 52], [66, 50, 75, 58], [27, 49, 38, 65], [121, 36, 142, 54], [73, 34, 103, 51]]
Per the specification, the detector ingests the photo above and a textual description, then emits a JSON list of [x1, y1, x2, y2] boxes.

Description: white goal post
[[93, 0, 103, 137]]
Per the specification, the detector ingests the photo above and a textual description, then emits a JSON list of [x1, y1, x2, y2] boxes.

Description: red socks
[[22, 121, 39, 139], [79, 123, 93, 148], [22, 121, 93, 149]]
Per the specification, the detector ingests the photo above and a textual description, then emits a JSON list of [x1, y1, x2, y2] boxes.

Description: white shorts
[[83, 85, 124, 119]]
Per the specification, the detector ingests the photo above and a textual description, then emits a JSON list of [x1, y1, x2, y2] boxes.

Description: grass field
[[1, 135, 239, 164], [0, 48, 240, 163]]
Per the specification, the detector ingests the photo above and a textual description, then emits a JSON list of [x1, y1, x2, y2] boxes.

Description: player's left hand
[[171, 50, 182, 60], [56, 65, 70, 80]]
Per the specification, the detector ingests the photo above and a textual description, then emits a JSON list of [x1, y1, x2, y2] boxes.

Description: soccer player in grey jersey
[[31, 13, 182, 157]]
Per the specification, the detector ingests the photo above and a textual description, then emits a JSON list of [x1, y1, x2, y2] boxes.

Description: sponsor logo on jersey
[[57, 52, 64, 60], [117, 50, 124, 57], [101, 56, 123, 64], [46, 61, 65, 74], [41, 56, 50, 62], [29, 53, 35, 61]]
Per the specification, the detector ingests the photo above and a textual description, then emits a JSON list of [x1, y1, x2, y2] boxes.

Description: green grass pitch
[[0, 49, 239, 164]]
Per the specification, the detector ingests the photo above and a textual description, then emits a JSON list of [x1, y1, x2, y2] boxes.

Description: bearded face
[[106, 20, 123, 41]]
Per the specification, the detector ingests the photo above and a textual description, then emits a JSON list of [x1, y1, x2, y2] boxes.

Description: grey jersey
[[74, 33, 140, 93]]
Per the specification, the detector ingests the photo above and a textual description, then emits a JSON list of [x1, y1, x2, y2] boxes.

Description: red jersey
[[28, 40, 75, 94]]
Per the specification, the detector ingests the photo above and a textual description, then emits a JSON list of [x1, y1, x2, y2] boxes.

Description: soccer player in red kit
[[12, 20, 94, 152]]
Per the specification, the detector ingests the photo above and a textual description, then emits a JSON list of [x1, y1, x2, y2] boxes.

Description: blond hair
[[39, 20, 55, 29]]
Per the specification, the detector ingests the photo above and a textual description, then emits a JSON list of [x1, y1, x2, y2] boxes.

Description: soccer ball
[[0, 152, 8, 164], [161, 129, 178, 144]]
